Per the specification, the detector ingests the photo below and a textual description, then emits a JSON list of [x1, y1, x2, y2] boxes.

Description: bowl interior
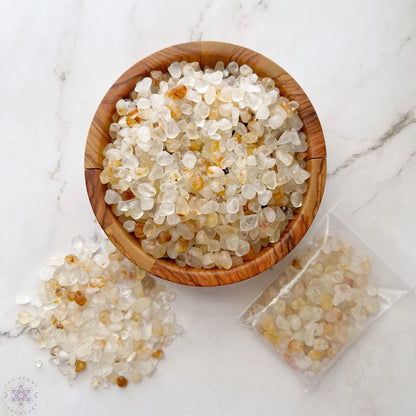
[[85, 41, 326, 286]]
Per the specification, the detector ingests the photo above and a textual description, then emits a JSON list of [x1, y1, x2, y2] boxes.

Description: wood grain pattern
[[84, 41, 327, 286]]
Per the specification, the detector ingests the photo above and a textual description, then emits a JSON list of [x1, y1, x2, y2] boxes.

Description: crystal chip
[[240, 214, 259, 232], [226, 197, 240, 214], [104, 190, 121, 205], [135, 77, 152, 92], [156, 151, 174, 166], [182, 152, 197, 168], [167, 62, 182, 79]]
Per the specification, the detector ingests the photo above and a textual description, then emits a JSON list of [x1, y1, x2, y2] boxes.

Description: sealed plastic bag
[[240, 211, 412, 388]]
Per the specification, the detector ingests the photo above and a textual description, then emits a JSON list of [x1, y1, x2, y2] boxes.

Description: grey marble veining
[[329, 110, 416, 177]]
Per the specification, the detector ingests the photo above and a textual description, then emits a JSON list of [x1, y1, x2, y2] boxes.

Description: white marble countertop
[[1, 0, 415, 415]]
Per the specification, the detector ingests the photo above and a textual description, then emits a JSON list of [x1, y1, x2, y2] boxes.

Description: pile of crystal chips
[[100, 60, 310, 269], [242, 235, 381, 385], [16, 236, 182, 388]]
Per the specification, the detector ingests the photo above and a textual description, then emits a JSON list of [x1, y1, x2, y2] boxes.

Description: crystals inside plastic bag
[[240, 215, 409, 388]]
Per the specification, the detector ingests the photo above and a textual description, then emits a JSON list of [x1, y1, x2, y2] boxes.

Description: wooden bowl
[[85, 41, 326, 287]]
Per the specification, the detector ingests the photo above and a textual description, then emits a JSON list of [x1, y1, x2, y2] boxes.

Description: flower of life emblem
[[2, 376, 38, 415]]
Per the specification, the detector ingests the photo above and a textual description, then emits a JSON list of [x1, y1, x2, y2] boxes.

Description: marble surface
[[1, 0, 415, 415]]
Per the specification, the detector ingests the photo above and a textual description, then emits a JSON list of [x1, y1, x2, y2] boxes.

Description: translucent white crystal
[[291, 192, 303, 208], [15, 294, 32, 305], [276, 150, 293, 166], [177, 223, 194, 240], [232, 87, 244, 102], [135, 77, 152, 92], [151, 94, 165, 108], [290, 164, 310, 184], [204, 86, 216, 105], [217, 251, 232, 269], [202, 253, 215, 266], [194, 101, 210, 119], [275, 315, 290, 330], [262, 171, 278, 190], [167, 213, 180, 226], [258, 190, 272, 206], [140, 197, 154, 211], [239, 64, 253, 76], [123, 220, 136, 232], [148, 165, 163, 180], [241, 184, 256, 200], [137, 126, 151, 142], [204, 70, 223, 85], [278, 130, 301, 145], [225, 235, 239, 251], [263, 207, 276, 223], [288, 314, 302, 331], [122, 154, 139, 169], [219, 103, 233, 117], [226, 197, 240, 214], [158, 202, 175, 216], [235, 240, 250, 256], [164, 120, 180, 139], [240, 214, 258, 232], [254, 180, 266, 194], [105, 189, 121, 204], [137, 98, 150, 109], [227, 61, 239, 74], [71, 235, 85, 254], [202, 200, 219, 214], [136, 183, 156, 197], [182, 152, 197, 168], [195, 78, 209, 93], [256, 105, 270, 120], [168, 62, 182, 79], [49, 256, 65, 267], [244, 93, 262, 111], [127, 200, 143, 220], [269, 114, 285, 129], [156, 151, 173, 166]]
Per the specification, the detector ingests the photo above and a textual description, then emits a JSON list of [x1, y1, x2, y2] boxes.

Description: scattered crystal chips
[[100, 60, 310, 269], [16, 236, 182, 388]]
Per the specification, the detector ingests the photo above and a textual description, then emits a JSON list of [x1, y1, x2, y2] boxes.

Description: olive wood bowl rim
[[84, 41, 327, 287]]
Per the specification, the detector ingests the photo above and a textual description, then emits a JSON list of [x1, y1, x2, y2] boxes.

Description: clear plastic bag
[[240, 211, 413, 388]]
